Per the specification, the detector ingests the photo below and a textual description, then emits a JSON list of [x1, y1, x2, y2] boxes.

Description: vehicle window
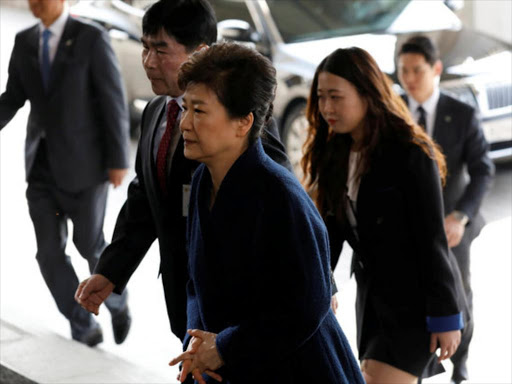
[[209, 0, 256, 29], [266, 0, 409, 43]]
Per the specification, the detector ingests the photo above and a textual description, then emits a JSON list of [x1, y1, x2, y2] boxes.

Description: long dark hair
[[302, 47, 446, 219]]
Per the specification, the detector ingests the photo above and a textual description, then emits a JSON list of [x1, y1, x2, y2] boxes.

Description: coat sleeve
[[406, 146, 463, 332], [94, 104, 157, 293], [325, 212, 346, 271], [89, 28, 130, 169], [215, 184, 333, 377], [261, 118, 293, 173], [456, 109, 495, 220], [0, 34, 27, 130]]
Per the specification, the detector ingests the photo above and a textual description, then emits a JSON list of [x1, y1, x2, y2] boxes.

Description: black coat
[[404, 92, 495, 239], [327, 140, 465, 355], [95, 96, 291, 340]]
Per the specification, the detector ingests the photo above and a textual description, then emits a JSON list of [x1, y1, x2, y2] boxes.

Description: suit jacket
[[185, 140, 364, 384], [403, 93, 494, 240], [0, 16, 129, 192], [326, 140, 464, 355], [95, 95, 292, 340]]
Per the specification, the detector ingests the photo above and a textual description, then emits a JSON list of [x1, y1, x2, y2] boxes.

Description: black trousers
[[26, 141, 127, 338], [450, 231, 474, 369]]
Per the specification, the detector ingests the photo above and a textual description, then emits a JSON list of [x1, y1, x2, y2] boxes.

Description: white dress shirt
[[38, 5, 69, 65], [407, 87, 440, 138]]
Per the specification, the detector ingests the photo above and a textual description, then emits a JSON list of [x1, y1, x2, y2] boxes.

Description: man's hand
[[430, 330, 461, 363], [108, 168, 128, 188], [170, 329, 223, 384], [75, 274, 115, 315], [444, 213, 466, 248]]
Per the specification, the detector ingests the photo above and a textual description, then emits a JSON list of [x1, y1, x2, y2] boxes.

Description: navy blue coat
[[185, 139, 364, 384]]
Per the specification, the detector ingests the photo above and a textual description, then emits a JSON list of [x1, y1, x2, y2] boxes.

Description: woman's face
[[317, 71, 367, 143], [180, 82, 247, 165]]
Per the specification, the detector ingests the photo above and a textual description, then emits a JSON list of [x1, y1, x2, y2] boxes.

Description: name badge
[[182, 184, 191, 217]]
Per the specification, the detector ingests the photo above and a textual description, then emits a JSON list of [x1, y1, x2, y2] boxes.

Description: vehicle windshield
[[266, 0, 409, 43]]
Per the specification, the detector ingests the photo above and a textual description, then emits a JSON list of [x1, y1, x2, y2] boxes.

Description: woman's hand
[[430, 330, 461, 363], [170, 329, 224, 384]]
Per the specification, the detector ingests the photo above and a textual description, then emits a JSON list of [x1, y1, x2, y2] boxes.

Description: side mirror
[[444, 0, 465, 12], [217, 19, 261, 46], [109, 28, 130, 41]]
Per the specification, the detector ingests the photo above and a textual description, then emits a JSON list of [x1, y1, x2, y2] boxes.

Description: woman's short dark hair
[[178, 42, 276, 144]]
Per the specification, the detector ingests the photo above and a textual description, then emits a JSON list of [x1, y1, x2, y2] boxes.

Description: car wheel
[[282, 101, 308, 181]]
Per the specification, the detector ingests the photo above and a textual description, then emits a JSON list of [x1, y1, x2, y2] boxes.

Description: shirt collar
[[408, 87, 440, 117], [39, 4, 69, 38], [167, 95, 184, 110]]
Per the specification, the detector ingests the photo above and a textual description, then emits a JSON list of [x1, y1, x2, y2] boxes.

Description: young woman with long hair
[[302, 47, 465, 384]]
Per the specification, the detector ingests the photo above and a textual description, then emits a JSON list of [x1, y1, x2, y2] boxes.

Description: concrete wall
[[455, 0, 512, 44]]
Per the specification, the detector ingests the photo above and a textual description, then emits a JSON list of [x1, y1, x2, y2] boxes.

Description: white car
[[211, 0, 512, 176]]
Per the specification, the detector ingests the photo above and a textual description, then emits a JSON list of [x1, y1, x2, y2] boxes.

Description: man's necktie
[[41, 29, 51, 90], [417, 105, 427, 131], [156, 99, 180, 195]]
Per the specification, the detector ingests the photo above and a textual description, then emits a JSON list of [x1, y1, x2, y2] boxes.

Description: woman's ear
[[236, 112, 254, 138]]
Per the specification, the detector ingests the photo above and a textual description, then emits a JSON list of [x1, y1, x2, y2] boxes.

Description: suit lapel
[[433, 93, 452, 143], [142, 98, 167, 203], [47, 17, 79, 95], [26, 26, 46, 94]]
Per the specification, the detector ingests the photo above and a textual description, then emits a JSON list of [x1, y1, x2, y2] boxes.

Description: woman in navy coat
[[302, 47, 465, 383], [169, 42, 364, 384]]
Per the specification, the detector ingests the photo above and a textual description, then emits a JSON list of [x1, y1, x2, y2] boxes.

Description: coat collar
[[197, 139, 265, 214]]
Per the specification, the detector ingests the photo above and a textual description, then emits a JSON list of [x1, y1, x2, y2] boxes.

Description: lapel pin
[[65, 39, 73, 47], [445, 115, 452, 123]]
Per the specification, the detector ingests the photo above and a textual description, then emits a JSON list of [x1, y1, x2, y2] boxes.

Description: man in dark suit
[[398, 35, 495, 384], [75, 0, 291, 345], [0, 0, 131, 347]]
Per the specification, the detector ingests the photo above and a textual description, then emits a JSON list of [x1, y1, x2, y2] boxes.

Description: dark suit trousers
[[26, 141, 127, 337], [450, 231, 474, 368]]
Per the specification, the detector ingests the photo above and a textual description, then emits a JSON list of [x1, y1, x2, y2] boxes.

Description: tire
[[281, 101, 308, 180]]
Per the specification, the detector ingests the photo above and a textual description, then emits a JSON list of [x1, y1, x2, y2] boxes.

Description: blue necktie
[[41, 29, 51, 90]]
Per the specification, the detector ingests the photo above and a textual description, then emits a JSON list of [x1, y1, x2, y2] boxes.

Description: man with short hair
[[0, 0, 131, 347], [76, 0, 290, 344], [398, 35, 495, 384]]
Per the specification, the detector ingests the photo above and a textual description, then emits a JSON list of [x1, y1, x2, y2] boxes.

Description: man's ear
[[434, 59, 443, 77], [194, 43, 209, 53], [236, 112, 254, 138]]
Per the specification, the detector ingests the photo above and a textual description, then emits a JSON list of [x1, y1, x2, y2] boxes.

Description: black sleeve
[[94, 105, 157, 293], [89, 28, 130, 169], [456, 109, 495, 220], [0, 35, 27, 129], [406, 146, 462, 321], [261, 118, 293, 173]]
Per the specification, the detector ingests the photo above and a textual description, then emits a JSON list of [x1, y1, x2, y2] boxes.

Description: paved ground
[[1, 4, 511, 384]]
